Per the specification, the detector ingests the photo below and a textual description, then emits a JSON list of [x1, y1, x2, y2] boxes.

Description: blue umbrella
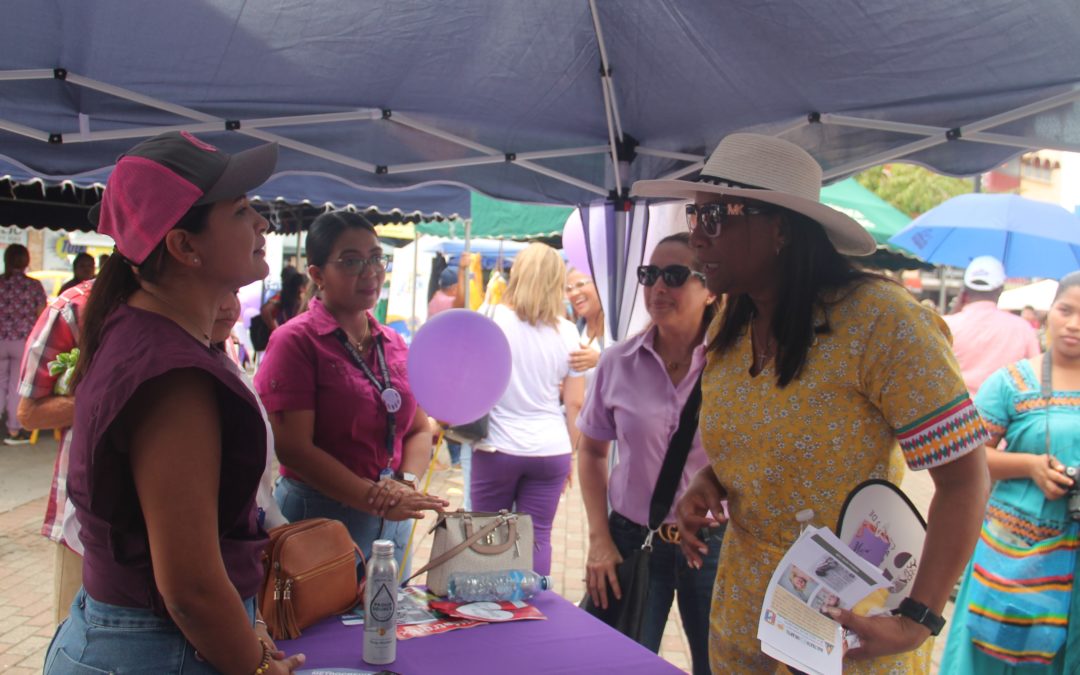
[[889, 194, 1080, 279]]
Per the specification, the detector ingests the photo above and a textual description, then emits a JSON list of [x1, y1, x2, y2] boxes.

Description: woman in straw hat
[[634, 133, 991, 673], [45, 131, 311, 674]]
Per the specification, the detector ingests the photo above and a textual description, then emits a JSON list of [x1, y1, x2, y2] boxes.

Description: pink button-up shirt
[[254, 297, 416, 483], [943, 300, 1042, 397], [576, 326, 709, 527]]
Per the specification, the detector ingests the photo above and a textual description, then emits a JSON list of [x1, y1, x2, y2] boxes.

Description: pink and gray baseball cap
[[89, 131, 278, 265]]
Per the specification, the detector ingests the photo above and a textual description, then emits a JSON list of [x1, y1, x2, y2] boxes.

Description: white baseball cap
[[963, 255, 1006, 291]]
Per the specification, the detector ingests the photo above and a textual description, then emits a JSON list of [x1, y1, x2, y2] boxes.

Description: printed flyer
[[757, 526, 890, 675]]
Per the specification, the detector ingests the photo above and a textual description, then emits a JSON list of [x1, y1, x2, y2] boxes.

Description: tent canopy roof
[[1, 1, 1078, 209]]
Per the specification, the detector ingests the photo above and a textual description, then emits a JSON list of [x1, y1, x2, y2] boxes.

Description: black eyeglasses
[[686, 201, 773, 238], [636, 264, 706, 288]]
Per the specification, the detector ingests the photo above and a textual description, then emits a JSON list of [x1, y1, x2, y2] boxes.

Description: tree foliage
[[855, 164, 974, 218]]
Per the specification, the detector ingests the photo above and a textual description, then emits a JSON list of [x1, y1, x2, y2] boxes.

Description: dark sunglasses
[[686, 201, 773, 238], [636, 264, 706, 288]]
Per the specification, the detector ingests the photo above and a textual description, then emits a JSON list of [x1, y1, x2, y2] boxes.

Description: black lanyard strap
[[334, 328, 396, 469]]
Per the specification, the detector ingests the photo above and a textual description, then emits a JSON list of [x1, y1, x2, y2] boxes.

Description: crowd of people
[[1, 128, 1074, 674]]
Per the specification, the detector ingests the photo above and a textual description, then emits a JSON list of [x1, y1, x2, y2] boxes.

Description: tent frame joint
[[52, 68, 67, 80], [226, 119, 241, 131], [505, 152, 516, 162], [807, 111, 821, 124], [946, 127, 961, 141], [48, 133, 62, 144], [381, 109, 392, 120]]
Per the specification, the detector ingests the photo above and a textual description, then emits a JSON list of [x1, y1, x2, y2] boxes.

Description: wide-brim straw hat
[[631, 133, 876, 256]]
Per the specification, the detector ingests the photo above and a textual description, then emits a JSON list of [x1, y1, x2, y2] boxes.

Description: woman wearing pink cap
[[45, 131, 308, 674]]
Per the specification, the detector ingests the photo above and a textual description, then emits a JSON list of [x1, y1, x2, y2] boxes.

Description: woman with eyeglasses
[[254, 211, 448, 572], [635, 134, 990, 674], [576, 233, 721, 675], [472, 243, 586, 575]]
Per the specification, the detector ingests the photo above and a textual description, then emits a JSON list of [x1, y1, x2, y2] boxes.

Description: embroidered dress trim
[[896, 394, 988, 469]]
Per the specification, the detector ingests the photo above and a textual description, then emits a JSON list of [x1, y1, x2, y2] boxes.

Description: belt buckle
[[658, 524, 680, 545]]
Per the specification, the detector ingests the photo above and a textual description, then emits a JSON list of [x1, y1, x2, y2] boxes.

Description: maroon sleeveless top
[[67, 304, 269, 611]]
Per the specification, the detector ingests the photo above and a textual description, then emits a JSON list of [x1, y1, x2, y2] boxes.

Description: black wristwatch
[[892, 597, 945, 636]]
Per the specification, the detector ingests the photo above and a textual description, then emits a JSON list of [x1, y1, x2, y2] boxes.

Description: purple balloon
[[407, 309, 512, 425], [561, 212, 590, 273]]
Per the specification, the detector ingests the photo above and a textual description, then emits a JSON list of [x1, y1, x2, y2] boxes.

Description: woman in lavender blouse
[[576, 232, 721, 675]]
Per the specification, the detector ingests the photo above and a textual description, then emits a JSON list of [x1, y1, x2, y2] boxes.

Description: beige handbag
[[406, 509, 534, 596]]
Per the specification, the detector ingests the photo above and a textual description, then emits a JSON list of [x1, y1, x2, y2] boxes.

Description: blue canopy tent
[[2, 0, 1078, 338]]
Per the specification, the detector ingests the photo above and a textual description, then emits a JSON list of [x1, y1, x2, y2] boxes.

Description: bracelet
[[252, 638, 272, 675], [254, 618, 268, 629]]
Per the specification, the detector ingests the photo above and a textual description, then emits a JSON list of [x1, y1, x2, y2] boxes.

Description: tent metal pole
[[0, 69, 55, 81], [239, 128, 379, 173], [658, 161, 705, 181], [963, 86, 1080, 134], [516, 160, 609, 196], [963, 131, 1080, 155], [0, 119, 52, 142], [64, 73, 218, 122], [821, 135, 949, 180], [589, 0, 625, 195], [389, 113, 501, 155], [769, 116, 813, 137], [410, 234, 420, 334], [636, 147, 706, 162], [515, 146, 611, 160], [463, 220, 473, 309], [819, 114, 943, 137]]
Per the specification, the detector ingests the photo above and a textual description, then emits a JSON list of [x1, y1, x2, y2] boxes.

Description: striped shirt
[[18, 280, 92, 548]]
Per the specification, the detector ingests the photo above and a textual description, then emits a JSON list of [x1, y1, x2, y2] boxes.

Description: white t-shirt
[[484, 304, 584, 457]]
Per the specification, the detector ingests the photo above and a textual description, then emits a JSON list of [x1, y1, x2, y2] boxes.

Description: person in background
[[255, 211, 447, 573], [260, 265, 307, 334], [427, 266, 460, 318], [945, 255, 1041, 397], [942, 271, 1080, 674], [17, 278, 93, 624], [472, 243, 586, 575], [1, 244, 46, 445], [45, 131, 306, 674], [60, 253, 96, 294], [96, 253, 110, 273], [1021, 304, 1041, 331], [635, 133, 989, 673], [578, 233, 721, 675], [566, 267, 604, 376]]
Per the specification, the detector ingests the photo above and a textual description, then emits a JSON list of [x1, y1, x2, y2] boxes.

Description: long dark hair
[[305, 211, 376, 267], [279, 267, 307, 318], [653, 232, 718, 330], [710, 211, 880, 387], [71, 205, 212, 390]]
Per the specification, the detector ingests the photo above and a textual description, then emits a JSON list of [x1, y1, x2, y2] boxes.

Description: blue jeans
[[274, 476, 412, 577], [44, 588, 256, 673], [608, 511, 724, 675], [446, 440, 462, 466]]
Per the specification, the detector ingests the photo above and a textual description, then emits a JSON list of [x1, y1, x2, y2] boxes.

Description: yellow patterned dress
[[701, 279, 988, 674]]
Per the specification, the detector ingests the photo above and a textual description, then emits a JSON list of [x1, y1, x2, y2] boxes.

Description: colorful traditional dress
[[941, 359, 1080, 674], [700, 278, 987, 674]]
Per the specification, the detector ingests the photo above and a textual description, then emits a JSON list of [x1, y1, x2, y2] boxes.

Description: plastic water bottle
[[447, 569, 552, 602], [363, 540, 397, 665]]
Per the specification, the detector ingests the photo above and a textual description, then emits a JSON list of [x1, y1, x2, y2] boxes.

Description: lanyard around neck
[[334, 328, 398, 471]]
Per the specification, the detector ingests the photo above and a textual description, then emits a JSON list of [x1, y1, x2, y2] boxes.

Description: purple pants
[[469, 450, 571, 575]]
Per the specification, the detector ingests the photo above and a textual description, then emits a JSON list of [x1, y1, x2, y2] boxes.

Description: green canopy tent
[[416, 192, 572, 240], [821, 178, 933, 271]]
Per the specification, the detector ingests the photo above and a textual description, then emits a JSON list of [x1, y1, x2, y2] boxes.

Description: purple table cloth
[[280, 591, 685, 674]]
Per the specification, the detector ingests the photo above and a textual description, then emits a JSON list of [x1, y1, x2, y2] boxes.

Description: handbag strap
[[647, 373, 704, 534], [402, 513, 511, 586]]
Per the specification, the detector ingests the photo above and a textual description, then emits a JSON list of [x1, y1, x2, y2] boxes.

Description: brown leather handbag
[[260, 518, 363, 640]]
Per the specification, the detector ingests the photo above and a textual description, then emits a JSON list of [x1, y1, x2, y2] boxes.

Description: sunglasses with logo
[[685, 201, 773, 238], [565, 278, 594, 294], [636, 264, 706, 288]]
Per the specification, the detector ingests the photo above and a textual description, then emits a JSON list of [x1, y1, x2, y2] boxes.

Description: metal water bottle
[[363, 539, 397, 665]]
